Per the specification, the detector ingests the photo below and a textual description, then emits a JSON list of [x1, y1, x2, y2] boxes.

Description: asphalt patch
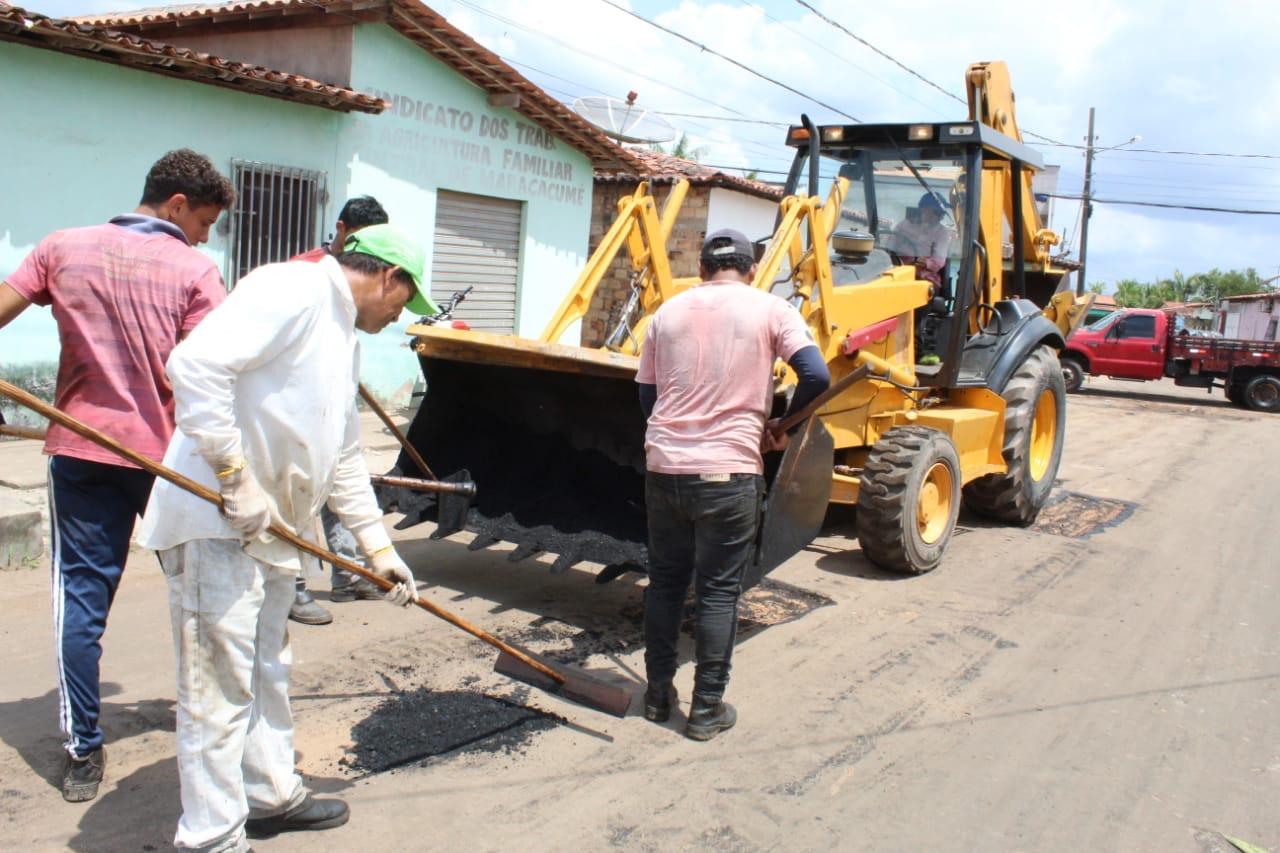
[[507, 579, 834, 668], [342, 688, 564, 775], [1032, 490, 1137, 538]]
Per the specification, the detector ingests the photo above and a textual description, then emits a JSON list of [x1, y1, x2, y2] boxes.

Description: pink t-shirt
[[290, 246, 329, 263], [637, 280, 814, 475], [6, 223, 225, 467]]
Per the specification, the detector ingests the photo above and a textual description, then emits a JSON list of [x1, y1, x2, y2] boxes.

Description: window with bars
[[227, 160, 328, 285]]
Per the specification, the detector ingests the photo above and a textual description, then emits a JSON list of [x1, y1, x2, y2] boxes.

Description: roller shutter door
[[431, 191, 522, 333]]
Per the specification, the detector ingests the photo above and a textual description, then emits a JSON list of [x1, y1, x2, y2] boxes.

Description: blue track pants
[[48, 455, 154, 758]]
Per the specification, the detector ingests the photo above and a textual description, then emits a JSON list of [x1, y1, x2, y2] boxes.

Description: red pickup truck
[[1061, 308, 1280, 412]]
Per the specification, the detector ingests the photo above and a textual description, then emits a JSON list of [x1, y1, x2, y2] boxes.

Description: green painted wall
[[342, 23, 593, 339], [0, 41, 343, 422], [1, 23, 596, 417]]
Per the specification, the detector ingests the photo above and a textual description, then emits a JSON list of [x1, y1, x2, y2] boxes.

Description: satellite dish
[[573, 91, 677, 144]]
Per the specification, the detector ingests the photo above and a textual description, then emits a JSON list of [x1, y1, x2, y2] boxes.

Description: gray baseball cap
[[701, 228, 755, 262]]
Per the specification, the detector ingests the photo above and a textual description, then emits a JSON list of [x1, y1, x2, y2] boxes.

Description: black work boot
[[289, 587, 333, 625], [62, 747, 105, 802], [329, 577, 383, 603], [685, 698, 737, 741], [245, 795, 350, 839], [643, 682, 678, 723]]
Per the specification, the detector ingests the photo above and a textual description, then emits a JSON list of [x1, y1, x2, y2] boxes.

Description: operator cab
[[781, 119, 1063, 389]]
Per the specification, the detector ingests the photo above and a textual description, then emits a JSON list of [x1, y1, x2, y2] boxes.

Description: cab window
[[1118, 314, 1156, 340]]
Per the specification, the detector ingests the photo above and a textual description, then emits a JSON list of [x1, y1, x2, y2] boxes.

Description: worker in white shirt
[[136, 224, 433, 851]]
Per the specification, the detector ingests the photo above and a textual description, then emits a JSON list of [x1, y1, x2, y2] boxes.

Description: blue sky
[[24, 0, 1280, 291]]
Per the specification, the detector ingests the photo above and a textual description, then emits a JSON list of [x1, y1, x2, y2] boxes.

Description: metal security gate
[[431, 191, 521, 333], [227, 160, 327, 285]]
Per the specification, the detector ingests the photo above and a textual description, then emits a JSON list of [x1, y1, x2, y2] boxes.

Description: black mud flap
[[744, 415, 835, 590]]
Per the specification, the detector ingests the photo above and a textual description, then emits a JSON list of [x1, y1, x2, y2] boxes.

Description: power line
[[787, 0, 1069, 147], [789, 0, 962, 107], [732, 0, 947, 117], [595, 0, 860, 122], [1032, 141, 1280, 160], [1047, 193, 1280, 216], [653, 111, 790, 127], [449, 0, 753, 119]]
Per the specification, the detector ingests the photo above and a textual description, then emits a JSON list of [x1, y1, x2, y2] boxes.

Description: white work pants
[[161, 539, 306, 853]]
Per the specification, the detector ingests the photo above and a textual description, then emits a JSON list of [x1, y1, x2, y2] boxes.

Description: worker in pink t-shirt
[[636, 228, 830, 741], [0, 149, 234, 803]]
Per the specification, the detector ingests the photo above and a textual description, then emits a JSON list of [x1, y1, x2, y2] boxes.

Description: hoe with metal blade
[[0, 379, 632, 718]]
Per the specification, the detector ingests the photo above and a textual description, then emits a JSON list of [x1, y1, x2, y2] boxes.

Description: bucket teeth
[[508, 541, 544, 562], [549, 553, 579, 575], [467, 534, 501, 551]]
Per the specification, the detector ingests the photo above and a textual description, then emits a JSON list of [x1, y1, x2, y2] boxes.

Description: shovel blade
[[746, 415, 835, 590], [494, 650, 633, 718]]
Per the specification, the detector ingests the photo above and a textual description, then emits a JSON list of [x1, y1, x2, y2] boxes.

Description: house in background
[[1084, 293, 1116, 325], [1216, 292, 1280, 341], [583, 150, 783, 347], [1163, 301, 1215, 332], [2, 0, 642, 407]]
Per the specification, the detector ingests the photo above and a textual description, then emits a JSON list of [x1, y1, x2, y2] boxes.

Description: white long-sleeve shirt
[[137, 256, 391, 570]]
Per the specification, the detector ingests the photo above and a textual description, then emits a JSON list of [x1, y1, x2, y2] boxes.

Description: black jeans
[[644, 472, 764, 705]]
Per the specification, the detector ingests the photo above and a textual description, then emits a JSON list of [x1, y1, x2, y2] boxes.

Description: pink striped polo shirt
[[6, 221, 225, 467]]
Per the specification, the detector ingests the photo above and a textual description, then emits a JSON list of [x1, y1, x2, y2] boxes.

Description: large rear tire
[[1243, 374, 1280, 413], [963, 345, 1067, 525], [856, 426, 961, 574]]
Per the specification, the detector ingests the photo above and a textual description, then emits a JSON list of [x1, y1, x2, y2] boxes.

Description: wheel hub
[[1029, 388, 1057, 482], [917, 461, 954, 545]]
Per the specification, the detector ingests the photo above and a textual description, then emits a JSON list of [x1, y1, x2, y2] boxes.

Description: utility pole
[[1075, 107, 1096, 297]]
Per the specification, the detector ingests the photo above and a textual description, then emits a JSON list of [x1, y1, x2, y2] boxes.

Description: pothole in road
[[510, 578, 836, 666], [1032, 491, 1137, 538], [735, 578, 836, 635], [341, 688, 565, 775]]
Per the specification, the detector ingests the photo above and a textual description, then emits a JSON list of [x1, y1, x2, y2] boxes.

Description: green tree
[[1108, 267, 1276, 308], [1113, 278, 1156, 308], [651, 133, 707, 162], [1193, 267, 1271, 302], [1087, 281, 1105, 294]]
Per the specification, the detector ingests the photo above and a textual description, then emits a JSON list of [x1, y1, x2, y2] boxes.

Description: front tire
[[963, 345, 1067, 525], [1243, 374, 1280, 413], [1061, 356, 1085, 393], [856, 426, 961, 574]]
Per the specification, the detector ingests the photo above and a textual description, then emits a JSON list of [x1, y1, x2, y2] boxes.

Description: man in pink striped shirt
[[0, 149, 234, 803]]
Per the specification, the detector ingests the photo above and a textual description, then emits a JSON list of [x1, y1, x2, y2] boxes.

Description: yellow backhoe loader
[[380, 61, 1090, 583]]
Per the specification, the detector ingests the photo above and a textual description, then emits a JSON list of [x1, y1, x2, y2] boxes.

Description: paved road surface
[[0, 377, 1275, 851]]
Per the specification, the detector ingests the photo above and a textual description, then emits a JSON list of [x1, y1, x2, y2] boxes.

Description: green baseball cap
[[343, 223, 439, 316]]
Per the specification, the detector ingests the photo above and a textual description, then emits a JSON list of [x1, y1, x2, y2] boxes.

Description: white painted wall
[[706, 187, 780, 246]]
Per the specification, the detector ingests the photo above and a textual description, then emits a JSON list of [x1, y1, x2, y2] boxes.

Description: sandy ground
[[0, 376, 1276, 852]]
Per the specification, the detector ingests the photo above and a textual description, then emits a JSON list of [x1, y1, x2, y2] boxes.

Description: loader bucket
[[382, 326, 834, 587], [382, 327, 650, 577]]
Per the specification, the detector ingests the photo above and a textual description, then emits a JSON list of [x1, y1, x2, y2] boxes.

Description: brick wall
[[579, 181, 711, 348]]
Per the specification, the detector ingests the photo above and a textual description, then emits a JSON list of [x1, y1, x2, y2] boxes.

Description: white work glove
[[215, 462, 272, 541], [369, 546, 419, 607]]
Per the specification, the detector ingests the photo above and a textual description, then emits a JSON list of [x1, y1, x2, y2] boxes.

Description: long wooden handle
[[0, 379, 564, 686], [773, 363, 872, 435], [0, 423, 47, 441], [358, 384, 435, 480]]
